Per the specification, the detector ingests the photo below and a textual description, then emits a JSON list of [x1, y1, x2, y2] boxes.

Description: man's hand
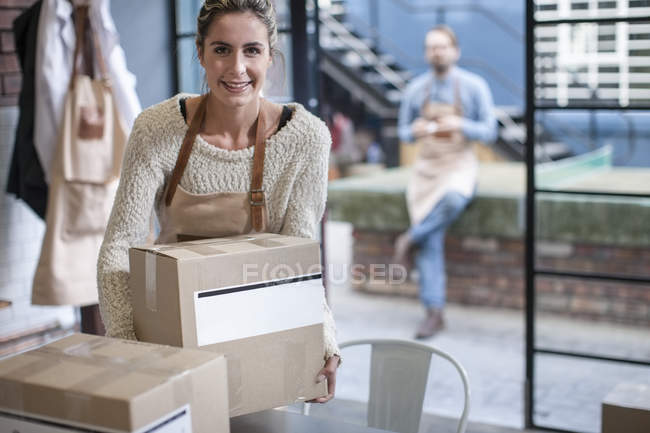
[[411, 117, 434, 139], [436, 115, 463, 135], [307, 355, 340, 403]]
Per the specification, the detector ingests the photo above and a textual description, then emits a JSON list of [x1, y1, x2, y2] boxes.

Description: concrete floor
[[320, 221, 650, 433]]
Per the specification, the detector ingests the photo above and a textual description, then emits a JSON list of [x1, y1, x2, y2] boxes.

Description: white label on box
[[194, 274, 324, 346], [0, 404, 191, 433]]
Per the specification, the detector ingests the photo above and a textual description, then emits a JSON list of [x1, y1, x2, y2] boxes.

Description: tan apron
[[406, 78, 477, 225], [32, 6, 126, 306], [156, 94, 271, 244]]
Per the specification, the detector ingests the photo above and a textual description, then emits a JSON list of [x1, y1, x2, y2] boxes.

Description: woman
[[97, 0, 339, 403]]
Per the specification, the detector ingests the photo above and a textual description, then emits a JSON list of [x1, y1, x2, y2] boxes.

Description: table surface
[[231, 409, 394, 433]]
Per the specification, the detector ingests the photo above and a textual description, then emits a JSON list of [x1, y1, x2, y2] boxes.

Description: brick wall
[[0, 0, 35, 106], [351, 229, 650, 327]]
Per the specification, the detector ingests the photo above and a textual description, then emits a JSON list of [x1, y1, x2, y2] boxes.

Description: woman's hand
[[308, 355, 340, 403]]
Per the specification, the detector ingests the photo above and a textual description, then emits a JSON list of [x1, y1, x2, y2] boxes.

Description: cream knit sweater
[[97, 94, 340, 360]]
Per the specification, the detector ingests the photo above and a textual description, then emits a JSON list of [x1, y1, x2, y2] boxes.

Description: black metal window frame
[[524, 3, 650, 432]]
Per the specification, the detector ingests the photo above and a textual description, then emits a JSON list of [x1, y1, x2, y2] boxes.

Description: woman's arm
[[279, 117, 341, 362], [97, 113, 165, 339]]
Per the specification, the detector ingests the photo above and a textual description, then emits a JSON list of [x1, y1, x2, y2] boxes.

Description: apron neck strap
[[249, 98, 269, 232], [165, 95, 270, 232], [70, 5, 109, 87], [165, 95, 207, 207], [453, 78, 462, 115], [421, 70, 463, 115]]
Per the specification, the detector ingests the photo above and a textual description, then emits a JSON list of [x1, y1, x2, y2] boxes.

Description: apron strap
[[421, 71, 463, 116], [165, 95, 208, 206], [454, 77, 463, 116], [421, 75, 434, 113], [70, 5, 109, 88], [165, 95, 269, 233], [250, 99, 269, 232]]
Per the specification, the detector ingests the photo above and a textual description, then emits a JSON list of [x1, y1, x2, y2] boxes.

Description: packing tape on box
[[146, 236, 258, 256], [140, 234, 284, 306], [144, 241, 252, 311], [145, 250, 158, 311], [3, 337, 195, 416]]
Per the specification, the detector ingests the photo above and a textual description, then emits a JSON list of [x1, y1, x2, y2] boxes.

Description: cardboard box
[[602, 382, 650, 433], [130, 233, 328, 416], [0, 333, 229, 433]]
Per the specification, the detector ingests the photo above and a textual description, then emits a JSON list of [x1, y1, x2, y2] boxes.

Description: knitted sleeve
[[97, 112, 164, 340], [279, 118, 341, 362]]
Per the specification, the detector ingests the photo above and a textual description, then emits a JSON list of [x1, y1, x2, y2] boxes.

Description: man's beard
[[432, 63, 451, 75]]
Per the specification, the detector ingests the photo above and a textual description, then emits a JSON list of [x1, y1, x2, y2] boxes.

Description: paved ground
[[322, 221, 650, 433]]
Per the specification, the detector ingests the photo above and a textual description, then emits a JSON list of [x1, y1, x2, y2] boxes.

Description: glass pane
[[534, 189, 650, 279], [535, 275, 650, 359], [534, 0, 650, 21], [535, 214, 650, 278], [534, 21, 650, 108], [534, 354, 650, 432], [273, 0, 291, 29], [176, 0, 202, 35], [178, 37, 203, 94], [534, 110, 650, 169], [265, 33, 294, 102]]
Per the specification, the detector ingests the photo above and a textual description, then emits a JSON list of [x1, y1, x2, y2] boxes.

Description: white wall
[[0, 107, 75, 343], [111, 0, 174, 109]]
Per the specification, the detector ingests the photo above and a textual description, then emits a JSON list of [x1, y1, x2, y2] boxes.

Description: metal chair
[[304, 338, 471, 433]]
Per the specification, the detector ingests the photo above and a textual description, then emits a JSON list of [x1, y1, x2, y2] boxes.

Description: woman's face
[[199, 11, 272, 109]]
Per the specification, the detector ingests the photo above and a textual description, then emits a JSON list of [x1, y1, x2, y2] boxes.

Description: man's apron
[[157, 94, 270, 243], [406, 79, 477, 225]]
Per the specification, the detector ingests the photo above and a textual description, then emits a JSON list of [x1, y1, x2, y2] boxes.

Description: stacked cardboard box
[[602, 383, 650, 433], [0, 333, 229, 433], [130, 233, 328, 416]]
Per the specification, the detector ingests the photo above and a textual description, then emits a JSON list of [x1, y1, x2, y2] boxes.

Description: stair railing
[[319, 7, 408, 91]]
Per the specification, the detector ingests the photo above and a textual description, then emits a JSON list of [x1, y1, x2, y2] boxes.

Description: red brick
[[2, 72, 20, 94], [0, 93, 17, 106], [0, 32, 14, 53], [351, 228, 649, 325], [0, 53, 19, 73], [0, 9, 21, 30]]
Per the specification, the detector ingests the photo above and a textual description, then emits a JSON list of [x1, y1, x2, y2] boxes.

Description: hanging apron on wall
[[406, 78, 478, 226], [32, 5, 126, 306], [156, 94, 271, 244]]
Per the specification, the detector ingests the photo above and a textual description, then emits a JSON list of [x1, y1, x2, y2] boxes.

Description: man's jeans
[[409, 191, 472, 308]]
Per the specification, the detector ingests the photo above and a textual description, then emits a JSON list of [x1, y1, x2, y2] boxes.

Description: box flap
[[132, 233, 318, 261]]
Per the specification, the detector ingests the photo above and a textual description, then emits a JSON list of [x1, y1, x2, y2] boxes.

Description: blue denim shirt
[[398, 67, 497, 144]]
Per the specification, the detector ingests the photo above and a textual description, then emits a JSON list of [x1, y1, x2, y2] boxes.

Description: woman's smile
[[221, 79, 253, 93]]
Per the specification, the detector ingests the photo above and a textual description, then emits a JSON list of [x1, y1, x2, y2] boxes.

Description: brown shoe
[[415, 308, 445, 339]]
